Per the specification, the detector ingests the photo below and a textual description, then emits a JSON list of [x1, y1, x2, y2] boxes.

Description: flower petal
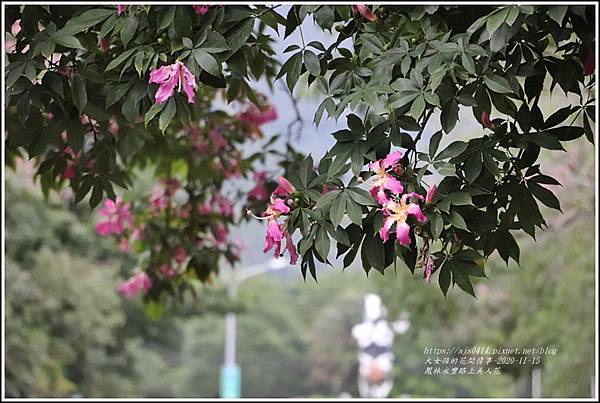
[[407, 203, 427, 223], [382, 150, 403, 168], [383, 176, 404, 195], [149, 65, 174, 84], [379, 216, 395, 242], [396, 222, 412, 246], [274, 176, 296, 196]]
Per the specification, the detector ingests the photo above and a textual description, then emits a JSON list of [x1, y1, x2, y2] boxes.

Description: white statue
[[351, 294, 410, 398]]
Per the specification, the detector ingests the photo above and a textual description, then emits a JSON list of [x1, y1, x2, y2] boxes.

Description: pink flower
[[283, 230, 298, 265], [379, 193, 427, 246], [425, 184, 437, 205], [209, 129, 229, 151], [263, 220, 297, 265], [193, 5, 211, 15], [117, 5, 125, 15], [368, 151, 404, 204], [352, 5, 378, 22], [213, 222, 229, 245], [63, 160, 76, 180], [161, 264, 176, 278], [238, 104, 278, 126], [212, 193, 234, 217], [132, 225, 144, 240], [263, 219, 283, 252], [248, 171, 268, 200], [118, 272, 152, 298], [198, 202, 212, 215], [96, 198, 134, 236], [11, 19, 21, 36], [584, 52, 595, 76], [481, 111, 494, 129], [274, 176, 296, 197], [149, 62, 197, 104], [119, 237, 129, 252], [265, 195, 290, 216], [174, 247, 187, 264]]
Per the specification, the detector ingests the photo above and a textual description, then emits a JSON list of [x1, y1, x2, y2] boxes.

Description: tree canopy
[[4, 4, 596, 302]]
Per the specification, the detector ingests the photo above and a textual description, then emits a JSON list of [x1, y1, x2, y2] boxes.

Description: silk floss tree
[[4, 4, 595, 306]]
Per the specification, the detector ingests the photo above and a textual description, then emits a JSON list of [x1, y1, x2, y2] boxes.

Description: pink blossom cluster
[[261, 177, 298, 264], [193, 5, 212, 15], [214, 155, 242, 179], [237, 104, 278, 127], [369, 151, 437, 247], [149, 178, 182, 213], [96, 197, 134, 236], [118, 272, 152, 298], [159, 246, 188, 278], [197, 192, 234, 218], [248, 171, 268, 201]]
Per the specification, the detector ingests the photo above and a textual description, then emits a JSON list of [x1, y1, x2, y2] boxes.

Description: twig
[[280, 81, 303, 142]]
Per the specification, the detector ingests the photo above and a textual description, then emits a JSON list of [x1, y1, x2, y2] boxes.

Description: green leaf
[[447, 191, 472, 206], [53, 34, 82, 49], [526, 133, 565, 150], [429, 130, 443, 156], [105, 47, 138, 71], [223, 18, 254, 57], [438, 260, 451, 296], [57, 8, 115, 36], [346, 197, 363, 226], [436, 141, 468, 160], [410, 95, 426, 119], [314, 226, 331, 260], [158, 98, 176, 132], [463, 154, 483, 183], [89, 182, 104, 209], [67, 121, 84, 153], [527, 181, 562, 211], [71, 76, 88, 115], [158, 6, 176, 30], [449, 260, 476, 297], [448, 211, 468, 230], [193, 49, 222, 77], [144, 102, 166, 127], [362, 232, 385, 272], [285, 52, 303, 91], [441, 100, 459, 133], [347, 187, 378, 206], [201, 31, 230, 53], [315, 190, 341, 209], [430, 212, 443, 239], [484, 74, 512, 94], [329, 192, 347, 227], [547, 5, 568, 25], [486, 7, 510, 34], [120, 16, 139, 48], [303, 49, 320, 76], [105, 81, 134, 109]]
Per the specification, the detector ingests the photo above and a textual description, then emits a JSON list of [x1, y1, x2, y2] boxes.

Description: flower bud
[[425, 184, 437, 205], [481, 111, 494, 129], [98, 36, 110, 53]]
